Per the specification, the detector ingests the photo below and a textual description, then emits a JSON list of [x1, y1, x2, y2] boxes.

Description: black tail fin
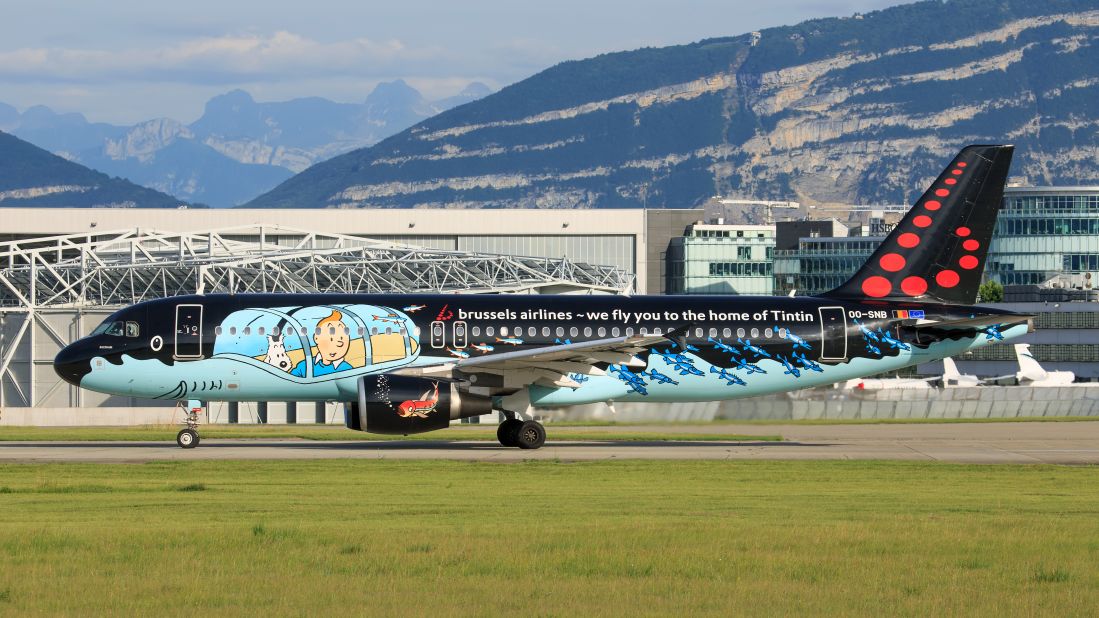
[[823, 144, 1014, 305]]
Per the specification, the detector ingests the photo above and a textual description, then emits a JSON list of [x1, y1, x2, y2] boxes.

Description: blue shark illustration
[[779, 327, 812, 351], [567, 372, 590, 384], [865, 342, 882, 356], [645, 368, 679, 385], [401, 304, 427, 313], [875, 327, 911, 351], [654, 348, 691, 365], [671, 361, 705, 377], [853, 319, 880, 342], [778, 354, 801, 378], [554, 338, 572, 345], [732, 356, 767, 375], [983, 324, 1005, 341], [792, 351, 824, 373], [708, 337, 742, 356], [608, 364, 648, 395], [738, 338, 773, 359], [710, 366, 747, 386]]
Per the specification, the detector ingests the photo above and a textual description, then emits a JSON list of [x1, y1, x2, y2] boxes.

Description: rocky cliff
[[246, 0, 1099, 210]]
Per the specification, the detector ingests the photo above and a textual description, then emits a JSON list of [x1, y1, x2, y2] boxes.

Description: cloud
[[0, 31, 459, 84]]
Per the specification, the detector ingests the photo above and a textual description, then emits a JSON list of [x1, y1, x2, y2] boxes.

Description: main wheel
[[497, 419, 523, 447], [176, 428, 199, 449], [515, 421, 546, 450]]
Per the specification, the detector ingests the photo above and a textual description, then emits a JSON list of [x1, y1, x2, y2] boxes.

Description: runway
[[2, 421, 1098, 464]]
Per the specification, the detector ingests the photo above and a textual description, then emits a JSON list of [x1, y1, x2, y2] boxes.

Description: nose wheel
[[177, 401, 203, 449]]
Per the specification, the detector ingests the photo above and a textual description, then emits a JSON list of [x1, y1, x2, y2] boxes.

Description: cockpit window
[[104, 321, 125, 337], [125, 321, 140, 338]]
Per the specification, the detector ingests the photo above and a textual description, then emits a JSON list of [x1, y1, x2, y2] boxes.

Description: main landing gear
[[177, 400, 203, 449], [497, 416, 546, 449]]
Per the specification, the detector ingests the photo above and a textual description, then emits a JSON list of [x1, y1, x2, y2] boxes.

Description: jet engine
[[348, 374, 492, 435]]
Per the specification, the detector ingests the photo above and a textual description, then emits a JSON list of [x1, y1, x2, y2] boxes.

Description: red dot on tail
[[913, 215, 932, 228], [956, 226, 971, 237], [959, 255, 979, 270], [901, 276, 928, 296], [963, 239, 979, 251], [935, 189, 950, 197], [880, 253, 906, 272], [936, 270, 960, 288], [945, 178, 957, 185], [862, 276, 892, 298], [957, 162, 967, 168], [898, 232, 920, 248], [924, 200, 941, 211], [951, 169, 963, 175]]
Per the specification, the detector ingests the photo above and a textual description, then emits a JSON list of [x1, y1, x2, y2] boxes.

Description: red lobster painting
[[397, 382, 440, 418]]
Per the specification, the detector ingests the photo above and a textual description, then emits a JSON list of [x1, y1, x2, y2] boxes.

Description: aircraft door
[[430, 320, 446, 348], [453, 321, 468, 348], [174, 304, 204, 360], [818, 306, 847, 360]]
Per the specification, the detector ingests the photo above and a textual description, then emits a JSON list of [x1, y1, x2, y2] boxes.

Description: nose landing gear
[[177, 400, 203, 449]]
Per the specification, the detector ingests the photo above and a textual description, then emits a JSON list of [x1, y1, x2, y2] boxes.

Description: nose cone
[[54, 342, 91, 386]]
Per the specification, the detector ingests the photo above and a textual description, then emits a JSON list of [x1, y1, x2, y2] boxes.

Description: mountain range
[[246, 0, 1099, 210], [0, 130, 185, 208], [0, 81, 491, 207]]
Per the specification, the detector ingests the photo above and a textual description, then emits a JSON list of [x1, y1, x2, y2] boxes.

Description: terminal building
[[664, 222, 774, 295]]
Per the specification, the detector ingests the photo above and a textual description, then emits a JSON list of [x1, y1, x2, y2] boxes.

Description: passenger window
[[230, 326, 237, 336], [542, 326, 550, 337], [723, 328, 732, 337], [751, 328, 759, 338], [626, 328, 634, 336], [653, 327, 662, 335], [486, 326, 495, 337], [612, 327, 620, 336], [695, 328, 704, 338], [372, 327, 379, 336], [598, 327, 606, 337], [358, 327, 365, 336], [556, 327, 564, 337], [779, 328, 787, 338], [708, 328, 717, 337], [258, 327, 265, 336], [583, 327, 592, 337], [472, 326, 481, 337], [243, 327, 251, 336], [570, 327, 578, 337], [501, 326, 509, 336], [765, 328, 773, 338], [301, 327, 308, 336], [640, 327, 648, 336], [215, 326, 223, 336], [125, 322, 140, 337], [737, 328, 745, 338]]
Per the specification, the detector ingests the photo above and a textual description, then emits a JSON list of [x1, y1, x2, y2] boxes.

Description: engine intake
[[351, 374, 492, 435]]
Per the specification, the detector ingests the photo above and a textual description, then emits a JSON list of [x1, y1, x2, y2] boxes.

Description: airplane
[[977, 343, 1076, 386], [54, 145, 1032, 450], [471, 343, 495, 354], [941, 356, 980, 387], [710, 366, 747, 386]]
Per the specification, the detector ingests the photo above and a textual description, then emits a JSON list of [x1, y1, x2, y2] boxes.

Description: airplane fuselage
[[55, 293, 1029, 409]]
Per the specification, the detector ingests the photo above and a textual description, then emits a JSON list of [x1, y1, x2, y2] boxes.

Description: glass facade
[[773, 237, 882, 296], [988, 189, 1099, 286], [667, 224, 775, 295]]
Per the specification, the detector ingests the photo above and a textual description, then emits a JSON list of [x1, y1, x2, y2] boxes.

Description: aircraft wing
[[393, 332, 673, 389], [910, 314, 1035, 332]]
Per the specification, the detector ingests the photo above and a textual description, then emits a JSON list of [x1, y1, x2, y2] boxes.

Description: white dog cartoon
[[263, 333, 293, 372]]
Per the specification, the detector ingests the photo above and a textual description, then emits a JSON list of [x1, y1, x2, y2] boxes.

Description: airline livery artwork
[[52, 145, 1038, 450]]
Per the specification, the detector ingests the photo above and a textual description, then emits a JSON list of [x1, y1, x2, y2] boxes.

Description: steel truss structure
[[0, 225, 631, 407]]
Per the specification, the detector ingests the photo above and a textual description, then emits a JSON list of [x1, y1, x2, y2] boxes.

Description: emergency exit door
[[818, 306, 847, 360], [174, 304, 204, 360]]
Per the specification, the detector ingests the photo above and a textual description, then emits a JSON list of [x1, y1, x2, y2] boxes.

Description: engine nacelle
[[351, 374, 492, 435]]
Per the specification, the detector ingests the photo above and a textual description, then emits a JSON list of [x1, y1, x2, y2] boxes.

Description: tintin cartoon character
[[263, 333, 293, 372], [292, 310, 353, 377]]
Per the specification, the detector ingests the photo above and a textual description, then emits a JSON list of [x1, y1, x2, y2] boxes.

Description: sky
[[0, 0, 901, 125]]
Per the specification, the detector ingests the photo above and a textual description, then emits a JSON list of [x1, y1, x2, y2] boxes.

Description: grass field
[[0, 424, 781, 443], [0, 460, 1095, 615]]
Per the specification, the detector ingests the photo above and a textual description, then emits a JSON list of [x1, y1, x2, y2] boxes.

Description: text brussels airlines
[[457, 308, 816, 325]]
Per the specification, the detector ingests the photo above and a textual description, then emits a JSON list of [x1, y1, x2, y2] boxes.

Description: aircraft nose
[[54, 342, 92, 386]]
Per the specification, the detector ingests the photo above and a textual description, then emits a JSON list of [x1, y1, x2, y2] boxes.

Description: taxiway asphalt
[[2, 421, 1098, 464]]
